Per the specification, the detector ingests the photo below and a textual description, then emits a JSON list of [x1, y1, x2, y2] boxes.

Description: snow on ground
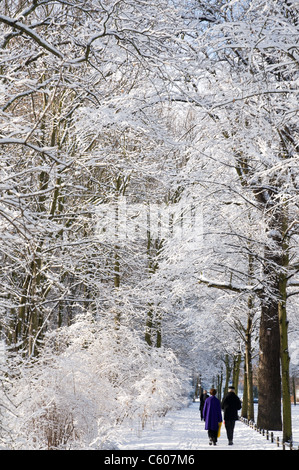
[[119, 402, 299, 451]]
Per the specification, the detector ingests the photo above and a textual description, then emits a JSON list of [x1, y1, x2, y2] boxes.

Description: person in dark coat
[[221, 385, 242, 445], [202, 388, 222, 446], [199, 389, 209, 420]]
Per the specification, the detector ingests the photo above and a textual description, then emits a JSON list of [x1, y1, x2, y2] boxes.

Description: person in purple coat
[[202, 388, 223, 446]]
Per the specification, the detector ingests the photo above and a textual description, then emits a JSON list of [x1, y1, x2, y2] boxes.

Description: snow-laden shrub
[[3, 314, 187, 449]]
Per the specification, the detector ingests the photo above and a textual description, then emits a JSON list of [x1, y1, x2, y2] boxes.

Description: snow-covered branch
[[198, 276, 263, 295], [0, 14, 63, 59], [0, 138, 69, 168]]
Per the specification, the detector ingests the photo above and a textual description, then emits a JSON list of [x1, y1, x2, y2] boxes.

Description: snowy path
[[119, 402, 291, 451]]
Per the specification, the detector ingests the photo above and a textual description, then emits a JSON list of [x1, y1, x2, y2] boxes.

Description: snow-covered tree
[[0, 0, 298, 448], [175, 0, 299, 439]]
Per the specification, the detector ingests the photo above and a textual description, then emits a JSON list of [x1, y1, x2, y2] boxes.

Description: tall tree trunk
[[257, 297, 282, 430], [245, 290, 254, 421], [257, 204, 292, 435], [242, 360, 248, 419], [278, 295, 292, 442], [292, 376, 297, 406], [217, 372, 223, 401], [255, 203, 285, 430], [278, 208, 292, 442], [223, 354, 232, 396], [145, 205, 162, 347], [232, 352, 241, 394], [156, 310, 162, 348], [245, 322, 254, 422], [145, 306, 153, 347]]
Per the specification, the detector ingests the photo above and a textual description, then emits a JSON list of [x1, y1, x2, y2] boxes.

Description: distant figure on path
[[202, 388, 222, 446], [199, 389, 209, 420], [221, 385, 242, 445]]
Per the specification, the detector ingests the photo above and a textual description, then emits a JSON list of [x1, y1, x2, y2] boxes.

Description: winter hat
[[228, 385, 235, 390]]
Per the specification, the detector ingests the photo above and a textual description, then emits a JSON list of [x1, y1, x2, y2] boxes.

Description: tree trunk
[[145, 307, 153, 347], [292, 376, 297, 406], [278, 279, 292, 442], [156, 310, 162, 348], [217, 372, 223, 401], [223, 354, 232, 396], [257, 204, 292, 436], [245, 332, 254, 422], [257, 298, 282, 430], [278, 207, 292, 443], [145, 208, 162, 347], [242, 360, 248, 419], [232, 352, 241, 394], [245, 296, 254, 422], [256, 207, 288, 431]]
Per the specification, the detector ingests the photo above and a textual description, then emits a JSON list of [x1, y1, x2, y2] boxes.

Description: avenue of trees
[[0, 0, 298, 449]]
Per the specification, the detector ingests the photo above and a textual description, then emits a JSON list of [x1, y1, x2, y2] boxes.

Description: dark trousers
[[224, 420, 236, 443], [208, 429, 218, 443]]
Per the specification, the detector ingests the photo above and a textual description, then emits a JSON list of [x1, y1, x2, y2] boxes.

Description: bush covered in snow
[[0, 314, 188, 449]]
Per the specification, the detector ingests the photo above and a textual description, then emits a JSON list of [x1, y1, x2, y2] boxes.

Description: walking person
[[221, 385, 242, 446], [199, 389, 209, 421], [202, 388, 222, 446]]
